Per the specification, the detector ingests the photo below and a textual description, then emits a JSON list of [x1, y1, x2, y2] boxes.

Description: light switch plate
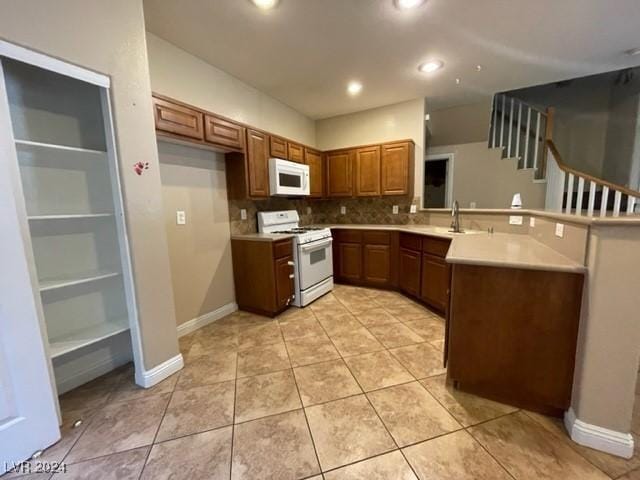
[[392, 205, 399, 215], [340, 206, 346, 215], [469, 201, 477, 208], [509, 215, 523, 225], [529, 217, 535, 227], [240, 209, 247, 220], [176, 210, 186, 225], [410, 204, 417, 214], [555, 223, 564, 238]]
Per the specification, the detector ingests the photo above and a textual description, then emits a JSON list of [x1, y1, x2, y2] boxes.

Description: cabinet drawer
[[270, 136, 288, 158], [334, 229, 362, 243], [273, 239, 293, 259], [400, 233, 422, 252], [422, 236, 451, 258], [153, 97, 204, 140], [363, 230, 391, 245], [204, 114, 245, 150]]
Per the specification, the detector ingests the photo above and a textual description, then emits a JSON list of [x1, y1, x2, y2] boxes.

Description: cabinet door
[[326, 150, 353, 197], [420, 253, 450, 312], [381, 142, 411, 195], [270, 136, 288, 158], [153, 96, 204, 140], [355, 146, 381, 196], [399, 248, 421, 297], [275, 256, 294, 309], [338, 242, 362, 282], [363, 244, 390, 285], [287, 142, 305, 163], [204, 114, 245, 151], [305, 149, 324, 198], [246, 129, 269, 197]]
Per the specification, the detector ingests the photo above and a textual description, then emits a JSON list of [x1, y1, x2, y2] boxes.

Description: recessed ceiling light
[[455, 78, 461, 85], [347, 81, 363, 96], [625, 47, 640, 56], [394, 0, 425, 9], [418, 60, 444, 73], [476, 65, 483, 72], [251, 0, 278, 10]]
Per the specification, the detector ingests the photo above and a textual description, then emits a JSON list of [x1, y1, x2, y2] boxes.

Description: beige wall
[[0, 0, 179, 370], [158, 142, 235, 326], [316, 98, 426, 197], [571, 225, 640, 433], [146, 33, 316, 147], [428, 142, 546, 210], [428, 99, 492, 147]]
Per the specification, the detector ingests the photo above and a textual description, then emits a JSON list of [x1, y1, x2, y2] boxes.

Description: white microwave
[[269, 158, 310, 196]]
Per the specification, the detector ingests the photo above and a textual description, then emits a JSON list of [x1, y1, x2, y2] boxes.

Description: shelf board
[[39, 270, 121, 292], [49, 318, 130, 358], [15, 139, 107, 156], [28, 213, 114, 221]]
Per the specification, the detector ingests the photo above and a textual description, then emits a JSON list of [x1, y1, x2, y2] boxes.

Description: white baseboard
[[564, 408, 635, 459], [136, 353, 184, 388], [177, 302, 238, 338]]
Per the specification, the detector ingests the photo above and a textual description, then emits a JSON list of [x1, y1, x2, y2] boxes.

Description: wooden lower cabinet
[[337, 242, 362, 282], [420, 253, 450, 312], [231, 238, 294, 316], [399, 247, 421, 297], [447, 264, 584, 415], [363, 244, 390, 286]]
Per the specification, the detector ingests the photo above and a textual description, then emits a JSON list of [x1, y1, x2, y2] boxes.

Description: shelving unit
[[2, 56, 137, 393]]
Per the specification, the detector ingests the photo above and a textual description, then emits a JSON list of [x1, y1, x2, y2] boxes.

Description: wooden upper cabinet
[[287, 142, 305, 163], [381, 141, 413, 196], [204, 114, 245, 151], [326, 150, 353, 197], [305, 149, 324, 198], [270, 136, 288, 158], [355, 146, 381, 196], [246, 129, 270, 197], [153, 96, 204, 140]]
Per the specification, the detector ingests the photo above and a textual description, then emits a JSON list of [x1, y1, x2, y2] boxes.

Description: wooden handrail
[[546, 140, 640, 198]]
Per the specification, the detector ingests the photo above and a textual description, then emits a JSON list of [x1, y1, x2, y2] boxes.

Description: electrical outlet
[[340, 206, 346, 215], [306, 206, 312, 215], [469, 201, 477, 208], [410, 204, 417, 214], [509, 215, 523, 225], [555, 223, 564, 238], [240, 209, 247, 220], [529, 217, 535, 228], [392, 205, 399, 215], [176, 210, 186, 225]]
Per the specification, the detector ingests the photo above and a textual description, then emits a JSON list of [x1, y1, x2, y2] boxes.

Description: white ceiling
[[143, 0, 640, 120]]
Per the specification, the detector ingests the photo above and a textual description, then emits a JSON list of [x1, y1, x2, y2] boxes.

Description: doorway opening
[[423, 154, 454, 208]]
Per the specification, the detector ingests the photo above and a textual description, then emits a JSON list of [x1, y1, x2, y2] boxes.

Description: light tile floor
[[7, 284, 640, 479]]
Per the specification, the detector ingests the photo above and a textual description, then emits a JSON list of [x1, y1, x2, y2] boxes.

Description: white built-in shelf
[[28, 213, 114, 221], [15, 139, 107, 156], [39, 270, 121, 293], [49, 318, 130, 358]]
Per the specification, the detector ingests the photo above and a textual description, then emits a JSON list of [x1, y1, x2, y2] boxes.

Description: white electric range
[[257, 210, 333, 307]]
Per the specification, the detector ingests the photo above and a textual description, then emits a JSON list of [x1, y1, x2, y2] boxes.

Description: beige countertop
[[317, 224, 585, 273], [231, 233, 293, 242]]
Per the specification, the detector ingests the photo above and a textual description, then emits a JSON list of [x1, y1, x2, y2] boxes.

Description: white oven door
[[297, 237, 333, 290]]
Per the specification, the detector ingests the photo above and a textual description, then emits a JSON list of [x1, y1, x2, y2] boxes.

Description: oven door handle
[[300, 238, 333, 253]]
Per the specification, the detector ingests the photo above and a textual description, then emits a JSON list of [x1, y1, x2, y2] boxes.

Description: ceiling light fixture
[[251, 0, 278, 10], [418, 60, 444, 73], [455, 78, 461, 85], [476, 65, 483, 72], [347, 81, 363, 96], [394, 0, 425, 9]]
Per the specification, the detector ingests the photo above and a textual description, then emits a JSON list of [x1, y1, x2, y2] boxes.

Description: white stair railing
[[545, 141, 639, 217], [490, 93, 549, 178]]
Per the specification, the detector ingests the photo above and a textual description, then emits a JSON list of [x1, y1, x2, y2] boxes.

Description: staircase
[[489, 93, 640, 217]]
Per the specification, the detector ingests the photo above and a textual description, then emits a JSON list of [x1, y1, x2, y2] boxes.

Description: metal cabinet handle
[[289, 274, 295, 279], [287, 261, 295, 266]]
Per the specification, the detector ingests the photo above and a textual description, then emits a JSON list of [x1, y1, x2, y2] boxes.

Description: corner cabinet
[[231, 238, 295, 316]]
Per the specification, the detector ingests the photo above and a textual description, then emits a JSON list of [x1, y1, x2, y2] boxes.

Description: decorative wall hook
[[134, 161, 149, 176]]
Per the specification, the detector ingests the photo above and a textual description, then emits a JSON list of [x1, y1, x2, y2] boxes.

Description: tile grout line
[[279, 319, 324, 478], [229, 343, 240, 480]]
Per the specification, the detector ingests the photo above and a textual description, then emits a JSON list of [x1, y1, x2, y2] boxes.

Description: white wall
[[147, 33, 316, 147], [316, 98, 426, 196]]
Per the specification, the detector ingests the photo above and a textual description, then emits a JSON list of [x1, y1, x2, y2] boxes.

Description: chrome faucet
[[450, 200, 461, 233]]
